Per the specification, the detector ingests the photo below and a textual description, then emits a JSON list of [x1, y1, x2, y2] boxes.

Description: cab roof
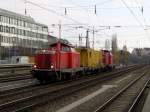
[[49, 41, 73, 47]]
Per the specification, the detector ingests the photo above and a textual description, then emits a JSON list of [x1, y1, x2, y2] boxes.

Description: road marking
[[115, 75, 132, 84], [56, 85, 116, 112]]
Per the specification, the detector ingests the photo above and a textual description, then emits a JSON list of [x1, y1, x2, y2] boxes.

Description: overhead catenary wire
[[133, 0, 147, 24], [95, 0, 114, 5], [25, 0, 113, 39], [132, 0, 150, 43], [25, 0, 88, 25], [120, 0, 145, 29], [66, 0, 116, 39], [134, 0, 143, 12], [18, 6, 150, 11], [23, 0, 150, 49]]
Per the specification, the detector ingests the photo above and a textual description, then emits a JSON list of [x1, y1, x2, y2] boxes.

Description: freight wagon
[[76, 47, 104, 73]]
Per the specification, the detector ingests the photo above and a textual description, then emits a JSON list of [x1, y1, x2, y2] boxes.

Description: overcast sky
[[0, 0, 150, 51]]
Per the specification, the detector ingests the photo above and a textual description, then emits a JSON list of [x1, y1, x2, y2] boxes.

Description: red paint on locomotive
[[32, 41, 81, 82], [102, 50, 110, 66], [109, 53, 114, 65]]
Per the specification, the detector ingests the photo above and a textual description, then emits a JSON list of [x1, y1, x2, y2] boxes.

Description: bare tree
[[111, 34, 118, 53], [111, 34, 119, 65], [105, 39, 110, 50]]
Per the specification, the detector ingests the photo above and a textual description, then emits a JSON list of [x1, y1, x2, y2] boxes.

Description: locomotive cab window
[[61, 46, 71, 52], [50, 47, 56, 51]]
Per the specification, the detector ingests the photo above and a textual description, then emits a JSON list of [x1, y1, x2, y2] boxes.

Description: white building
[[0, 8, 48, 60]]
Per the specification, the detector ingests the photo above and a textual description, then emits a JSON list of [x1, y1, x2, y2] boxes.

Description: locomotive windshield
[[35, 49, 55, 54]]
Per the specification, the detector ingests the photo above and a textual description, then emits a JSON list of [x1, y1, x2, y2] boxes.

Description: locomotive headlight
[[51, 65, 54, 69], [33, 65, 37, 68]]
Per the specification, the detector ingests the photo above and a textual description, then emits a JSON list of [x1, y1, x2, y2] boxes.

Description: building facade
[[0, 8, 48, 60]]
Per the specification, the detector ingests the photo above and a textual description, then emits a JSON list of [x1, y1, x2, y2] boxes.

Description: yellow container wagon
[[76, 47, 103, 68]]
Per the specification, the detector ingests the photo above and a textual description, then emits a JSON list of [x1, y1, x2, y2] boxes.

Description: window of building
[[12, 37, 15, 44], [3, 16, 6, 23], [9, 37, 11, 43], [24, 30, 27, 36], [6, 37, 8, 43], [37, 25, 42, 31], [6, 17, 9, 23], [10, 18, 13, 24], [3, 36, 5, 43], [11, 18, 15, 25], [17, 29, 21, 35], [7, 37, 9, 43], [3, 26, 5, 32], [33, 24, 38, 30], [4, 16, 7, 23], [13, 19, 17, 25], [1, 36, 3, 42], [40, 34, 43, 39], [2, 26, 4, 32], [21, 21, 24, 26], [21, 29, 24, 35], [4, 36, 6, 43], [1, 16, 5, 23], [23, 30, 25, 36], [28, 22, 31, 28], [0, 15, 1, 22], [6, 26, 10, 33], [43, 35, 48, 39], [0, 25, 2, 32], [14, 28, 18, 34], [12, 27, 15, 34], [20, 39, 23, 46], [33, 32, 36, 38], [18, 20, 21, 26], [7, 37, 10, 43], [27, 31, 30, 37], [0, 35, 2, 42], [43, 27, 48, 32], [40, 34, 44, 39], [36, 33, 40, 38], [23, 21, 26, 27], [16, 37, 18, 44]]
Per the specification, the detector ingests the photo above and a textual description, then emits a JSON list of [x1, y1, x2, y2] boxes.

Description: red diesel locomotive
[[32, 41, 82, 83]]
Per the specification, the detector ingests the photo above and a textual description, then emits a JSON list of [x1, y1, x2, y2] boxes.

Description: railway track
[[93, 68, 150, 112], [127, 80, 150, 112], [0, 74, 32, 83], [0, 64, 32, 83], [0, 65, 143, 112], [0, 64, 31, 74], [0, 64, 32, 68]]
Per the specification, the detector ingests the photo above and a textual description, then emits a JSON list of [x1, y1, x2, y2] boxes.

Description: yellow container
[[76, 48, 103, 68]]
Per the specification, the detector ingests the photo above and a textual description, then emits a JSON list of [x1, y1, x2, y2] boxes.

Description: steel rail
[[93, 70, 148, 112], [0, 74, 32, 83], [127, 78, 150, 112]]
